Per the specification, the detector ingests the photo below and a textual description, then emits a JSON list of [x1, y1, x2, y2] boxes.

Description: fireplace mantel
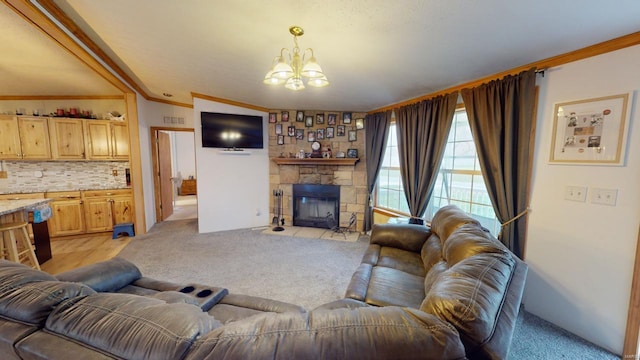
[[272, 158, 359, 166]]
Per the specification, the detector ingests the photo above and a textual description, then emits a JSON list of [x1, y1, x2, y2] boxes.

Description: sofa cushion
[[0, 260, 95, 325], [45, 292, 221, 360], [365, 266, 425, 308], [431, 205, 480, 243], [370, 223, 431, 253], [56, 257, 142, 292], [420, 224, 516, 355], [421, 233, 444, 273], [377, 246, 425, 277], [186, 307, 466, 360]]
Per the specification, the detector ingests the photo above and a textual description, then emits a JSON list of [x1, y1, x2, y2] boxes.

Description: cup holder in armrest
[[179, 286, 196, 294], [177, 284, 228, 311]]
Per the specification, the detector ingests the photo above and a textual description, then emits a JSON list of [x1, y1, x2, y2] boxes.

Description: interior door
[[158, 131, 174, 220]]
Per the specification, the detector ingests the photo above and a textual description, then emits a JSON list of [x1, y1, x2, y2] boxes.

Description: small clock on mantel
[[310, 141, 323, 158]]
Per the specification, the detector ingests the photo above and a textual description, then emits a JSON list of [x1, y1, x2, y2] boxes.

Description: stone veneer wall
[[268, 110, 367, 232], [0, 161, 129, 194]]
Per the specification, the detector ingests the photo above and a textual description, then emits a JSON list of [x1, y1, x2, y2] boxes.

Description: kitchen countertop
[[0, 199, 52, 217]]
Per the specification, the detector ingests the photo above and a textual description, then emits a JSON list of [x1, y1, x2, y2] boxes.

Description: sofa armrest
[[370, 223, 432, 253], [55, 258, 142, 292], [344, 263, 372, 301]]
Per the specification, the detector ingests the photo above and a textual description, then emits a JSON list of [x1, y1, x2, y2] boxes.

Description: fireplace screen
[[293, 184, 340, 229]]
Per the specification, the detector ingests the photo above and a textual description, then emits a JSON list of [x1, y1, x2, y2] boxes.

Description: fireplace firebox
[[292, 184, 340, 229]]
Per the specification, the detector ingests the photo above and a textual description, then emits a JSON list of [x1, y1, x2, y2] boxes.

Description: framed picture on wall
[[326, 127, 334, 138], [343, 112, 352, 124], [348, 130, 357, 142], [277, 135, 284, 145], [549, 92, 632, 165], [295, 128, 304, 140], [355, 118, 364, 129], [305, 116, 314, 127], [317, 128, 325, 140], [296, 110, 304, 122], [281, 111, 289, 122], [327, 113, 337, 125], [275, 123, 282, 135], [316, 113, 324, 124], [269, 112, 277, 123], [337, 125, 345, 136], [308, 131, 316, 142], [288, 126, 295, 137]]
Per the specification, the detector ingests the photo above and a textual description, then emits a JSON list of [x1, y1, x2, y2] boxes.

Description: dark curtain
[[364, 110, 392, 232], [460, 68, 537, 259], [396, 92, 458, 224]]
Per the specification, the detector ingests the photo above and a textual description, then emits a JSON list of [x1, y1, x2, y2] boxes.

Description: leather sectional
[[0, 205, 526, 359]]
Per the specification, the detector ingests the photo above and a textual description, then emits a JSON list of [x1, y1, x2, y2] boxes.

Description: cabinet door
[[18, 117, 51, 159], [111, 196, 134, 224], [0, 115, 22, 159], [85, 121, 112, 160], [111, 122, 130, 159], [83, 197, 113, 233], [49, 118, 85, 159], [48, 200, 85, 236]]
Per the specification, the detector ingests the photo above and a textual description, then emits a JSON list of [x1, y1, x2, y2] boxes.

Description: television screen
[[201, 112, 264, 149]]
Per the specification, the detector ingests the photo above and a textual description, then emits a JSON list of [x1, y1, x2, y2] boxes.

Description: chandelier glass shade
[[264, 26, 329, 91]]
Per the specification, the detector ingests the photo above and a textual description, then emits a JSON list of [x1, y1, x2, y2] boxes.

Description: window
[[375, 109, 500, 235], [376, 124, 410, 214]]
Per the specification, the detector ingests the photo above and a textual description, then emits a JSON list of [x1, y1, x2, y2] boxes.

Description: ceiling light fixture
[[264, 26, 329, 91]]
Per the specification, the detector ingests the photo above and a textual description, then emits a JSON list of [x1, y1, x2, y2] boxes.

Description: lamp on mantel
[[263, 26, 329, 91]]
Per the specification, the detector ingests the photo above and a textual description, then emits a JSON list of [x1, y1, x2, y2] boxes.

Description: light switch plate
[[565, 185, 587, 202], [592, 188, 617, 206]]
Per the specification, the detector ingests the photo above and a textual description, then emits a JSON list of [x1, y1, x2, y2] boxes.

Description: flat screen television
[[201, 111, 264, 149]]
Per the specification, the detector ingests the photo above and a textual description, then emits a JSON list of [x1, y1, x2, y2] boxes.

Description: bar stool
[[0, 221, 40, 270]]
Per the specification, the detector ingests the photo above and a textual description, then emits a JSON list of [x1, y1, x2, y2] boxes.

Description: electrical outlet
[[592, 188, 617, 206], [0, 170, 7, 179], [564, 185, 587, 202]]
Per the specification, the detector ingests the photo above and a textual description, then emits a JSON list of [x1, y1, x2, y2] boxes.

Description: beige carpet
[[117, 219, 369, 309]]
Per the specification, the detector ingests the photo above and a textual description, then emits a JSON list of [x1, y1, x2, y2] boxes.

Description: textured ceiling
[[3, 1, 640, 111]]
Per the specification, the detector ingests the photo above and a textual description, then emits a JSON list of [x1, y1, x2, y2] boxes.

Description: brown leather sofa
[[344, 205, 528, 359], [0, 205, 526, 359]]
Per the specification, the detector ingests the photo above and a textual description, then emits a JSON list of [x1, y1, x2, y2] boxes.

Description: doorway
[[150, 127, 197, 223]]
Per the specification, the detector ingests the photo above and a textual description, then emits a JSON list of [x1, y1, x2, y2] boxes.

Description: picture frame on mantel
[[549, 92, 632, 166]]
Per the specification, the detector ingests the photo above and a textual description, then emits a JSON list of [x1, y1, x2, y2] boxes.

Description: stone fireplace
[[267, 109, 368, 232], [292, 184, 340, 229]]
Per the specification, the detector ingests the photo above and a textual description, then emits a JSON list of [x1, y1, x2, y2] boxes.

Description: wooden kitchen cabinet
[[45, 191, 85, 237], [110, 122, 130, 160], [85, 120, 129, 160], [82, 189, 133, 233], [19, 117, 51, 159], [0, 115, 22, 159], [49, 118, 86, 159], [0, 115, 51, 160]]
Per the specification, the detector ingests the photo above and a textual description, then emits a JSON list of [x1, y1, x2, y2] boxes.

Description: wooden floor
[[40, 233, 133, 275]]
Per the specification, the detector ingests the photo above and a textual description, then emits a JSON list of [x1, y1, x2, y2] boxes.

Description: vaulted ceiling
[[2, 1, 640, 111]]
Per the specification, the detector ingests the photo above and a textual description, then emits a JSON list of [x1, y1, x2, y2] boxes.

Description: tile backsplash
[[0, 161, 129, 194]]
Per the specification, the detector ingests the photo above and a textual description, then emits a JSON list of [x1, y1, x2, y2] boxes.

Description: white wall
[[135, 96, 194, 230], [526, 44, 640, 354], [193, 97, 270, 233], [171, 131, 196, 180]]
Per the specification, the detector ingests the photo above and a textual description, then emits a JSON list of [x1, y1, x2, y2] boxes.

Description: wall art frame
[[549, 92, 632, 166]]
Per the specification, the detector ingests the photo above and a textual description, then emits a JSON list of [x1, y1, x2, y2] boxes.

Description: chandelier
[[263, 26, 329, 91]]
